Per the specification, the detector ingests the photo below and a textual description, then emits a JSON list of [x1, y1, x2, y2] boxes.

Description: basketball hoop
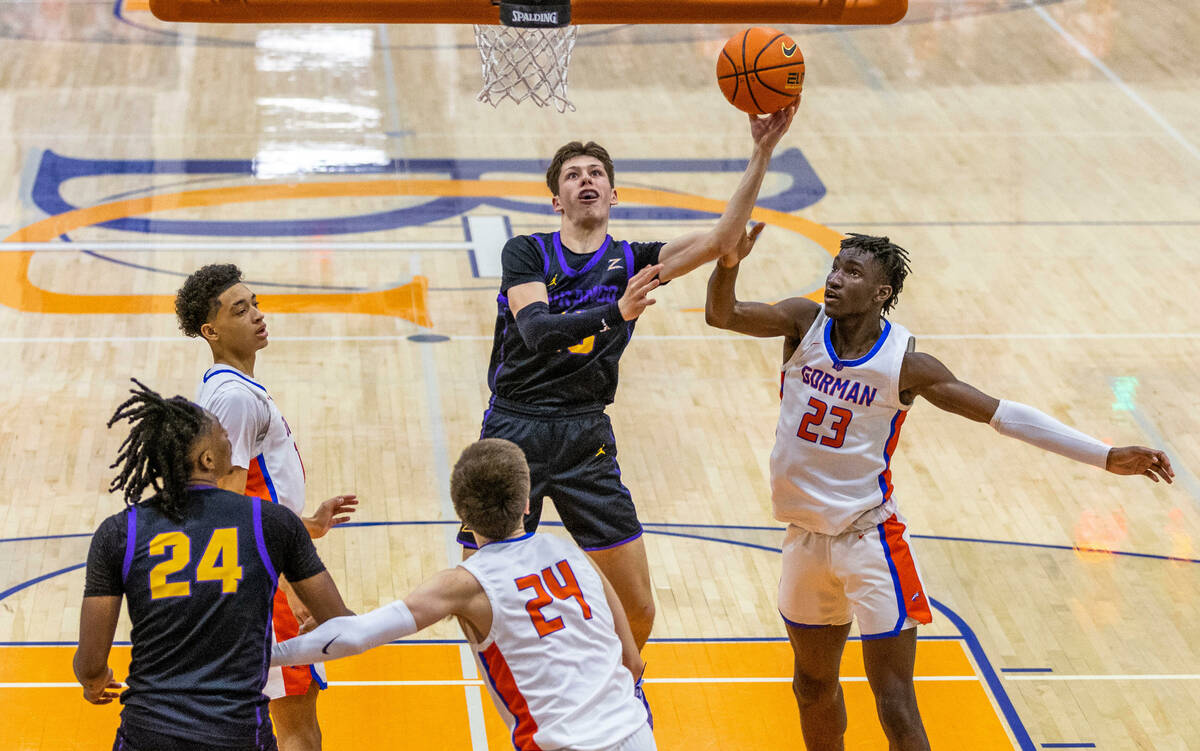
[[474, 0, 577, 113]]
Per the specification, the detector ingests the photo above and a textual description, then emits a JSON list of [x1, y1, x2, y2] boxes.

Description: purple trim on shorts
[[252, 498, 278, 582], [582, 528, 642, 552], [480, 394, 496, 439], [621, 241, 634, 280], [121, 507, 138, 582], [554, 232, 612, 277]]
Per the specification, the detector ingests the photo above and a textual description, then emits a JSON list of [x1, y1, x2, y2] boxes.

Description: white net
[[473, 24, 578, 113]]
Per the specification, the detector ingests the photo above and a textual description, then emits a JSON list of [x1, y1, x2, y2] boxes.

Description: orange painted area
[[1, 178, 837, 321], [123, 0, 152, 11], [642, 639, 975, 679], [1, 640, 1010, 749]]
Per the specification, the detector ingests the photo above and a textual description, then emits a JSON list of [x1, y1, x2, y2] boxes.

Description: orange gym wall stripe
[[149, 0, 907, 26]]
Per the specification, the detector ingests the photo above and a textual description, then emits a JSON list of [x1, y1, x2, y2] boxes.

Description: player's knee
[[792, 671, 839, 708], [874, 688, 922, 737], [630, 597, 655, 626]]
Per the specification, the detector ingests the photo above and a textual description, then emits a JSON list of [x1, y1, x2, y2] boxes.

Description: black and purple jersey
[[83, 487, 324, 747], [487, 232, 665, 413]]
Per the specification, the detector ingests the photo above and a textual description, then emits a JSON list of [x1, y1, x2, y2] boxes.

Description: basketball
[[716, 27, 804, 115]]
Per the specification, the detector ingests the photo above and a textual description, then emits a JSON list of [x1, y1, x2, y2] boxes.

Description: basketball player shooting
[[457, 101, 798, 654], [705, 226, 1173, 750]]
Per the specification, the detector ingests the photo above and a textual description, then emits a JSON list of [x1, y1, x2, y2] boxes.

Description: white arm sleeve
[[271, 600, 418, 667], [989, 399, 1110, 469]]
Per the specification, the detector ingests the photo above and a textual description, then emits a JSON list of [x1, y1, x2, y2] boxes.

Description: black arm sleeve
[[515, 300, 624, 353], [261, 504, 327, 583], [500, 236, 548, 295], [83, 514, 127, 597]]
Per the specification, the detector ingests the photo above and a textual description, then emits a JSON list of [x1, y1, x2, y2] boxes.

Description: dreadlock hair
[[840, 233, 912, 315], [175, 264, 243, 338], [107, 378, 212, 522]]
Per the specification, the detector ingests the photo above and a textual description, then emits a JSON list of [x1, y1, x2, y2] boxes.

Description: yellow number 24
[[148, 528, 244, 600]]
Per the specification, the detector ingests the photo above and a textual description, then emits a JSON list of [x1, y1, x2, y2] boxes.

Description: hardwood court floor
[[1, 0, 1198, 749]]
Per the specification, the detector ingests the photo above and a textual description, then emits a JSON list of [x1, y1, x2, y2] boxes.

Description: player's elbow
[[704, 304, 731, 329], [72, 649, 103, 684]]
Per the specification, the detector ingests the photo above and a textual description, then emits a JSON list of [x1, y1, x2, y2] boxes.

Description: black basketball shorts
[[457, 406, 643, 551]]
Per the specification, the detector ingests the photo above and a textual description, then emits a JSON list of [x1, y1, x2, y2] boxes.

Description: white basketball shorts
[[778, 504, 932, 639]]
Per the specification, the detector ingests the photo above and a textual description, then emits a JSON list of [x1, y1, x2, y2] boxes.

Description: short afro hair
[[840, 233, 912, 315], [451, 439, 530, 542], [175, 264, 243, 338]]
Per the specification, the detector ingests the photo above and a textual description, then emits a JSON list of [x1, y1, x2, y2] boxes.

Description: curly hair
[[545, 141, 615, 196], [107, 378, 213, 521], [175, 264, 243, 337], [450, 439, 530, 542], [840, 233, 913, 314]]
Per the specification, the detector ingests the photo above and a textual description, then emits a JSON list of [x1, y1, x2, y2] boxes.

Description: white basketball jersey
[[196, 366, 306, 515], [459, 533, 648, 751], [771, 307, 913, 536]]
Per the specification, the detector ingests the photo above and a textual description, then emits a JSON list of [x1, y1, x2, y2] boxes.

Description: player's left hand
[[82, 668, 123, 704], [720, 222, 765, 268], [1105, 447, 1174, 483], [306, 494, 359, 539], [749, 98, 798, 152]]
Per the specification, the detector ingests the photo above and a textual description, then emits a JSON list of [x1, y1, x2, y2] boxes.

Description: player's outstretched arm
[[73, 596, 124, 705], [304, 494, 359, 539], [704, 223, 817, 338], [273, 568, 485, 667], [657, 102, 798, 282], [901, 351, 1174, 483]]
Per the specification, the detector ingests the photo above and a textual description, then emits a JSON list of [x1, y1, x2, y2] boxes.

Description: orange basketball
[[716, 27, 804, 115]]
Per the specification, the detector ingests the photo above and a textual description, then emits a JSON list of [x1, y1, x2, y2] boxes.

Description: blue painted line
[[30, 150, 825, 237], [1002, 667, 1054, 673], [98, 174, 238, 204], [932, 597, 1035, 750], [0, 563, 86, 604], [909, 533, 1200, 565], [0, 533, 93, 544], [6, 521, 1197, 564]]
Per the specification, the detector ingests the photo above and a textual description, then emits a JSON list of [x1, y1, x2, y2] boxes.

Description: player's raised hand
[[749, 98, 799, 152], [618, 264, 663, 321], [720, 222, 765, 268], [306, 494, 359, 538], [1105, 447, 1174, 483], [82, 668, 123, 704]]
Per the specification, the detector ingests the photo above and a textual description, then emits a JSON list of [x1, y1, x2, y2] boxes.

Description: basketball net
[[473, 24, 578, 113]]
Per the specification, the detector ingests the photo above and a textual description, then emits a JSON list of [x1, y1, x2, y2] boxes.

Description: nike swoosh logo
[[322, 636, 339, 655], [782, 43, 797, 57]]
